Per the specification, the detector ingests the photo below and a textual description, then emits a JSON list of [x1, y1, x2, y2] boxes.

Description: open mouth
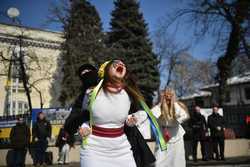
[[116, 66, 124, 74]]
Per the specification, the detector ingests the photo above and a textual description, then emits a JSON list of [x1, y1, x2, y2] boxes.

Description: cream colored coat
[[134, 102, 189, 167]]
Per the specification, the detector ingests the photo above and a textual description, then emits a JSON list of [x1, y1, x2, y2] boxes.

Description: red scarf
[[106, 82, 124, 93]]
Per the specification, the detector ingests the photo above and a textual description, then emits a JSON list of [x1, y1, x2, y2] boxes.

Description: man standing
[[10, 117, 30, 167], [32, 112, 52, 166], [208, 104, 225, 160], [190, 106, 208, 162]]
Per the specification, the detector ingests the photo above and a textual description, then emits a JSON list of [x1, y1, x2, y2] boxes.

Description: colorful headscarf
[[82, 60, 168, 151], [98, 61, 111, 78]]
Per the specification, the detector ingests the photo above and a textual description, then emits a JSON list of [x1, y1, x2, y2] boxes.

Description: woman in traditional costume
[[135, 88, 189, 167], [79, 60, 164, 167]]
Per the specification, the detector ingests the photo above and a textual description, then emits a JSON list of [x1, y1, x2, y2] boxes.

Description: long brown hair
[[102, 60, 144, 103]]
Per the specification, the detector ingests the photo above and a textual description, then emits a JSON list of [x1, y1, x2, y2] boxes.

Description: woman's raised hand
[[126, 115, 138, 127], [79, 127, 91, 137]]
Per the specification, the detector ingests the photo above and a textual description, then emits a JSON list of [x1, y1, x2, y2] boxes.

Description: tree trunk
[[217, 0, 249, 106], [18, 36, 33, 115], [217, 23, 241, 106]]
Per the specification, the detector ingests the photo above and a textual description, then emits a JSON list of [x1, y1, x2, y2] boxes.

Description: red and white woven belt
[[92, 125, 124, 138]]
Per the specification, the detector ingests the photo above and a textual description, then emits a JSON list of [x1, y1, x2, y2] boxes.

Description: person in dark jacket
[[64, 64, 98, 136], [208, 104, 225, 160], [190, 106, 208, 161], [9, 117, 30, 167], [32, 112, 52, 166]]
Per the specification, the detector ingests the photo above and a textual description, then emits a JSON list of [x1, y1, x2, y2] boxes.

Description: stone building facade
[[0, 23, 64, 116]]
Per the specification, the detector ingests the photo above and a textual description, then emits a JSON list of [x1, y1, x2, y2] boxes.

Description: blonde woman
[[135, 88, 189, 167]]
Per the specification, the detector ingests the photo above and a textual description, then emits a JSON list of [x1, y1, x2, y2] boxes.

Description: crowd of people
[[8, 112, 52, 167], [189, 104, 226, 162], [6, 60, 227, 167]]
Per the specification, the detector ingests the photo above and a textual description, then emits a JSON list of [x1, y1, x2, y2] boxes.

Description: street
[[195, 166, 250, 167], [20, 163, 250, 167]]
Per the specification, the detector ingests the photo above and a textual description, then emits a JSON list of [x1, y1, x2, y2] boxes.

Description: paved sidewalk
[[187, 156, 250, 166], [1, 156, 249, 167]]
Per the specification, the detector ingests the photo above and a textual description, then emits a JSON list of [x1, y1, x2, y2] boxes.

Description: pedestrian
[[9, 117, 30, 167], [32, 112, 52, 166], [79, 60, 156, 167], [56, 126, 73, 165], [208, 103, 226, 161], [134, 88, 190, 167], [190, 106, 208, 161]]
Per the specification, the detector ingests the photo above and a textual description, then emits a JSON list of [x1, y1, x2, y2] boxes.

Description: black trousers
[[192, 139, 207, 160], [212, 136, 224, 159], [10, 149, 27, 167], [34, 139, 48, 164]]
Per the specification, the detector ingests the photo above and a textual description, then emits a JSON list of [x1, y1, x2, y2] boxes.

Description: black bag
[[45, 151, 53, 165]]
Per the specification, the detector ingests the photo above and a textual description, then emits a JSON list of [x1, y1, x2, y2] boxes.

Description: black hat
[[78, 64, 97, 78]]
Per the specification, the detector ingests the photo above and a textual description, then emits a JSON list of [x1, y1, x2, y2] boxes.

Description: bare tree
[[154, 22, 189, 88], [45, 0, 70, 27], [0, 44, 53, 114], [0, 34, 33, 115], [161, 0, 249, 105], [170, 53, 216, 97], [154, 20, 216, 97]]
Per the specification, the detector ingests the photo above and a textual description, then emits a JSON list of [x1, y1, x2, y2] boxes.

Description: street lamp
[[7, 7, 20, 18], [6, 7, 33, 118], [5, 7, 20, 116], [6, 7, 21, 116], [7, 7, 21, 25]]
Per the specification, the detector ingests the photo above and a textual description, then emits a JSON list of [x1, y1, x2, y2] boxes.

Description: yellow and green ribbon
[[83, 79, 167, 151], [88, 79, 104, 127], [81, 79, 103, 147], [139, 100, 168, 151]]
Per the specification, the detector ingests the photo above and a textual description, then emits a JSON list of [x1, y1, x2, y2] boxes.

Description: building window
[[245, 87, 250, 100], [225, 91, 231, 103], [12, 102, 16, 112], [24, 103, 28, 110], [195, 97, 204, 107], [5, 101, 28, 115], [18, 102, 23, 114], [5, 61, 25, 93], [12, 78, 25, 93], [17, 101, 28, 115], [12, 61, 22, 79]]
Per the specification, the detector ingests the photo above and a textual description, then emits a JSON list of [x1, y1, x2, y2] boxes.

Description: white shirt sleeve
[[175, 102, 189, 124], [132, 110, 148, 126], [151, 104, 161, 119], [132, 104, 161, 126], [81, 122, 90, 129], [80, 89, 92, 129]]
